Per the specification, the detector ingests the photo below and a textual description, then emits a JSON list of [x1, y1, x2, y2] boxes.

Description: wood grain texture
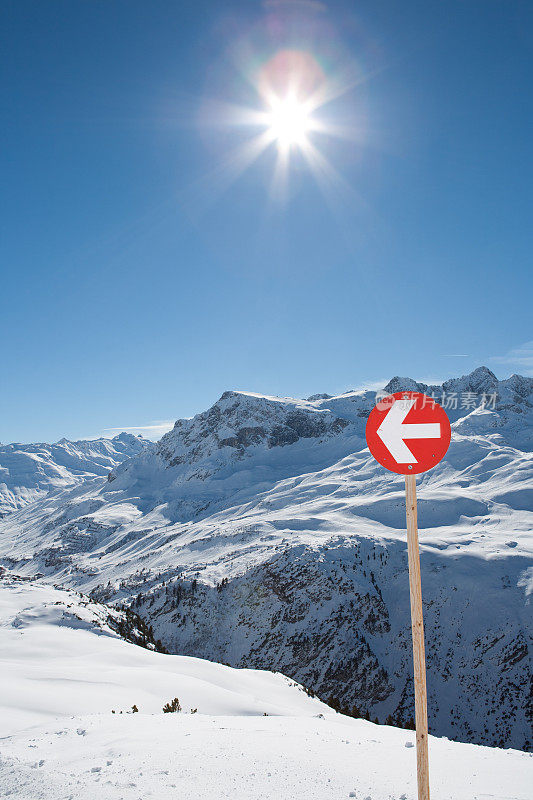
[[405, 473, 430, 800]]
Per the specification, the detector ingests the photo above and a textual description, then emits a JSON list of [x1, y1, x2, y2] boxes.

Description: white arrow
[[377, 398, 441, 463]]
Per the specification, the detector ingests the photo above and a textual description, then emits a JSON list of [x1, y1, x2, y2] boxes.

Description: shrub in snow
[[163, 697, 182, 713]]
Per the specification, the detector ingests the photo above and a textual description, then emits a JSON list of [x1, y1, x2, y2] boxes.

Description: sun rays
[[198, 47, 364, 206]]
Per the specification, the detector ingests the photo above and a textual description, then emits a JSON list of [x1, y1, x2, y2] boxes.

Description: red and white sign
[[366, 392, 451, 475]]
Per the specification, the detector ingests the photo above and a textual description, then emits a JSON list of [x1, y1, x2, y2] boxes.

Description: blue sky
[[1, 0, 532, 443]]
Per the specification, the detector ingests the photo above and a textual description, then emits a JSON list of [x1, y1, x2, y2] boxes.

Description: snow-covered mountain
[[0, 433, 153, 517], [0, 367, 531, 751], [1, 578, 530, 800]]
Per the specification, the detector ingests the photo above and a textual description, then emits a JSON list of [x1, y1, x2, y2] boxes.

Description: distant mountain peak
[[468, 365, 497, 379], [154, 388, 349, 476], [383, 376, 427, 394], [0, 434, 154, 517], [440, 367, 497, 397], [112, 432, 146, 443], [306, 393, 333, 402]]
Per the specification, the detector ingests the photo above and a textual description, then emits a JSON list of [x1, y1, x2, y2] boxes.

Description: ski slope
[[1, 713, 531, 800], [0, 578, 530, 800]]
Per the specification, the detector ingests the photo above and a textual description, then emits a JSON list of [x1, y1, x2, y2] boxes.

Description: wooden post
[[405, 474, 430, 800]]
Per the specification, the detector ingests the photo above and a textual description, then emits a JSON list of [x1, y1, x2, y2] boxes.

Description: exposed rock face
[[156, 391, 349, 467], [383, 376, 428, 394], [118, 537, 531, 751], [0, 368, 532, 750], [441, 365, 499, 395]]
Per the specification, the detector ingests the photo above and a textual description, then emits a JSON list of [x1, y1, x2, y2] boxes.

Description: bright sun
[[265, 95, 313, 149], [207, 48, 357, 201]]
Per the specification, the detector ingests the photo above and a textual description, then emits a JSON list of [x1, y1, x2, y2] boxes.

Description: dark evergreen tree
[[163, 697, 182, 713]]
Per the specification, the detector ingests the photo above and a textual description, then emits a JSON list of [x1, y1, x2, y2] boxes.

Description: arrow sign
[[365, 391, 452, 800], [376, 398, 441, 463], [366, 392, 451, 475]]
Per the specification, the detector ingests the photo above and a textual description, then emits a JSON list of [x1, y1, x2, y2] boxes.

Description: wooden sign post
[[405, 474, 430, 800], [365, 392, 451, 800]]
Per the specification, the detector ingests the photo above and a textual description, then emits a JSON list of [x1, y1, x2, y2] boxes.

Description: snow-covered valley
[[0, 367, 531, 758]]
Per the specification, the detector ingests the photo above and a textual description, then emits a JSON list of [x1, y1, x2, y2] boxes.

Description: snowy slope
[[0, 368, 531, 750], [0, 577, 329, 737], [0, 433, 153, 517], [0, 579, 530, 800], [1, 712, 531, 800]]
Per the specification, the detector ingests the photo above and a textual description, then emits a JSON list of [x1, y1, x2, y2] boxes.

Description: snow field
[[0, 579, 531, 800], [1, 713, 531, 800]]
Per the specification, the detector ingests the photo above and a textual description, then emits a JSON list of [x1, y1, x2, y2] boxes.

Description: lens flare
[[197, 42, 366, 207]]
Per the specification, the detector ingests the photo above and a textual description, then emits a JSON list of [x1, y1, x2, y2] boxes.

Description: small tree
[[328, 695, 341, 712], [163, 697, 182, 713]]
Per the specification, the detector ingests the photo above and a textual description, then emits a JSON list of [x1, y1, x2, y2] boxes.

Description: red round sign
[[365, 392, 451, 475]]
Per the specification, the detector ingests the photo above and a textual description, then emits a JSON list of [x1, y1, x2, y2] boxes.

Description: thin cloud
[[490, 341, 533, 376], [101, 420, 175, 441], [418, 375, 446, 386], [347, 378, 389, 393], [263, 0, 327, 12], [342, 374, 449, 394]]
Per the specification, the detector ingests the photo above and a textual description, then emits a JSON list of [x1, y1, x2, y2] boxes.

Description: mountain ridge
[[0, 433, 153, 517], [0, 366, 531, 749]]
